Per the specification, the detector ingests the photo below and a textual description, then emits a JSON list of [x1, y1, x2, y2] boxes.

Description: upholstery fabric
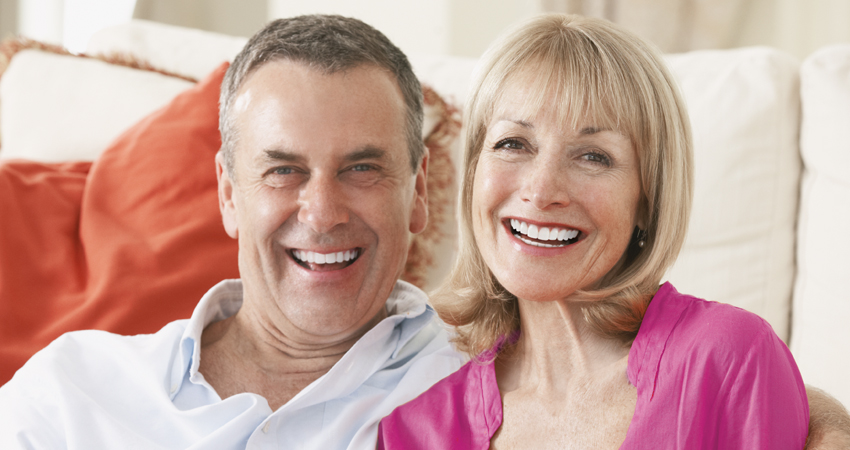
[[662, 48, 801, 341], [0, 45, 194, 162], [0, 64, 238, 384], [790, 43, 850, 407]]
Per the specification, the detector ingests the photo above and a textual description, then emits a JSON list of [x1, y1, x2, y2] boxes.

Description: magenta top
[[377, 283, 809, 449]]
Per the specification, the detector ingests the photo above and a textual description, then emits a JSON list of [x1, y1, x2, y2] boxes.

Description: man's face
[[217, 60, 427, 342]]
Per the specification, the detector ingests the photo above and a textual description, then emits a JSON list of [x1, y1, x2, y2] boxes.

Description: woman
[[377, 13, 808, 449]]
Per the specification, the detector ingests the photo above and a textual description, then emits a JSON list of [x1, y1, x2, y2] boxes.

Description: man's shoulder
[[4, 319, 189, 397]]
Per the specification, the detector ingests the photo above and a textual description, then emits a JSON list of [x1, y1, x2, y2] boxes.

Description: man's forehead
[[230, 60, 409, 170], [235, 59, 402, 103]]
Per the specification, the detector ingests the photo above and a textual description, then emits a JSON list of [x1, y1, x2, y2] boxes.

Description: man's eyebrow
[[344, 147, 386, 162], [262, 149, 304, 163]]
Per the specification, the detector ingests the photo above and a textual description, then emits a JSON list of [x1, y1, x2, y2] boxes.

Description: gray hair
[[219, 15, 425, 175]]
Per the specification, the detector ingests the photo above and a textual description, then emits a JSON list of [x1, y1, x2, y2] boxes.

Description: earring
[[627, 227, 648, 261], [636, 228, 647, 249]]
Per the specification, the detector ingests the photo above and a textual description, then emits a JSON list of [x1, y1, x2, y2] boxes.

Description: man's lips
[[290, 248, 361, 271], [506, 218, 582, 248]]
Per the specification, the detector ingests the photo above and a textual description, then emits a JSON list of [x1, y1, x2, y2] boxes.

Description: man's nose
[[520, 159, 570, 210], [297, 175, 350, 233]]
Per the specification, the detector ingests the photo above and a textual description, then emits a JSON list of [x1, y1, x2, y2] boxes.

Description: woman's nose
[[520, 160, 570, 210], [297, 175, 350, 233]]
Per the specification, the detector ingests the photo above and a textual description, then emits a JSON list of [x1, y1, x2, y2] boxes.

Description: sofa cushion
[[87, 19, 249, 82], [790, 44, 850, 408], [0, 39, 196, 162], [662, 48, 801, 342], [0, 161, 92, 383]]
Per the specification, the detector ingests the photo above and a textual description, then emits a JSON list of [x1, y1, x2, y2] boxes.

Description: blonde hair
[[432, 14, 693, 357]]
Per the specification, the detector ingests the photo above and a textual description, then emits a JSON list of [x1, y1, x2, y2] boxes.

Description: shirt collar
[[168, 279, 435, 399], [169, 279, 243, 399]]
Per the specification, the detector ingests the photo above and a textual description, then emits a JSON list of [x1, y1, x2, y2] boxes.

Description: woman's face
[[471, 77, 644, 303]]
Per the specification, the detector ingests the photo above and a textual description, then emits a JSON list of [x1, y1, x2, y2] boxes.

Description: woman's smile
[[506, 218, 581, 248]]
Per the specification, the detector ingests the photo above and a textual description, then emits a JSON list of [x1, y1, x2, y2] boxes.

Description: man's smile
[[291, 248, 361, 271]]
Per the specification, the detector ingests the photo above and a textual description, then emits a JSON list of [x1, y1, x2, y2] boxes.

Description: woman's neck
[[496, 297, 631, 393]]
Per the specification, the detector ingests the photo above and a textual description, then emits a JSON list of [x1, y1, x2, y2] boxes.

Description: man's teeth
[[510, 219, 578, 247], [293, 249, 359, 265]]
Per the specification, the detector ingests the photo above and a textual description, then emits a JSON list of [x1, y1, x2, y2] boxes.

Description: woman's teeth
[[293, 249, 359, 265], [510, 219, 579, 247]]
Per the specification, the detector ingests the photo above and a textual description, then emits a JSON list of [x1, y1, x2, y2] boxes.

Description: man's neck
[[198, 302, 388, 410]]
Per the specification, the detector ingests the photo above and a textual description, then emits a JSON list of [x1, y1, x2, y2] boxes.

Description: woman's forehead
[[488, 69, 628, 137]]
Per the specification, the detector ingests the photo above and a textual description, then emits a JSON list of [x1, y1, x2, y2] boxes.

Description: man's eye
[[350, 164, 373, 172], [273, 167, 294, 175]]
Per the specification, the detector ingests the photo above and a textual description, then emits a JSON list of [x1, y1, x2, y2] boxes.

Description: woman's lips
[[507, 219, 581, 248]]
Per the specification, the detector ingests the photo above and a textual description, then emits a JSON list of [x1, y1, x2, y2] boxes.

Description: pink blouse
[[377, 283, 809, 449]]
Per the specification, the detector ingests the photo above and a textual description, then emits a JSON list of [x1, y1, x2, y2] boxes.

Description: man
[[1, 14, 848, 450], [0, 15, 464, 449]]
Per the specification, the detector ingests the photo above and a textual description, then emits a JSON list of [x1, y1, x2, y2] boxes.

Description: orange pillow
[[0, 63, 238, 385], [0, 160, 92, 381]]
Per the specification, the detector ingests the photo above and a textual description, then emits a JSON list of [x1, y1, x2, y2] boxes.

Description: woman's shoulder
[[630, 282, 792, 389], [645, 282, 777, 348], [626, 284, 808, 448], [378, 358, 501, 449]]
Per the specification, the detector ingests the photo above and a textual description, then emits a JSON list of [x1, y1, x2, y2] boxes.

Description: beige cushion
[[87, 19, 248, 83], [790, 44, 850, 407], [663, 48, 801, 342], [0, 50, 193, 162]]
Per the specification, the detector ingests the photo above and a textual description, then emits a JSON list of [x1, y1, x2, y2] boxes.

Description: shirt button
[[263, 421, 270, 433], [170, 384, 178, 393]]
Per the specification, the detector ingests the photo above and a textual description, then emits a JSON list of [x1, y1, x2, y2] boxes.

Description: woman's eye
[[582, 151, 611, 166], [494, 138, 525, 151]]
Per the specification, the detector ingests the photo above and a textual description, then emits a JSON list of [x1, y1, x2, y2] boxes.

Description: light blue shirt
[[0, 279, 465, 449]]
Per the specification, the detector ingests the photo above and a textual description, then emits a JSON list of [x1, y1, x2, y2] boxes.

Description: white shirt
[[0, 279, 465, 449]]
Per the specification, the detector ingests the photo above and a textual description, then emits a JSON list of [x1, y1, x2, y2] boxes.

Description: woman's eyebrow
[[579, 126, 610, 135]]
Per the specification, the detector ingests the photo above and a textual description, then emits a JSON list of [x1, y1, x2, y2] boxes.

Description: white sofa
[[1, 19, 848, 407]]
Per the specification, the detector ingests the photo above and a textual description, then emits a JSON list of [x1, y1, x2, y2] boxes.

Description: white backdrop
[[6, 0, 850, 59]]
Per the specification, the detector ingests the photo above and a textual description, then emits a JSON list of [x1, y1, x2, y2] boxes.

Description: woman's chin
[[503, 283, 574, 303]]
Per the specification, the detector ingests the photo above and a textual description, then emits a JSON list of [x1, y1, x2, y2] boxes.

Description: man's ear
[[409, 149, 429, 235], [216, 151, 239, 239]]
